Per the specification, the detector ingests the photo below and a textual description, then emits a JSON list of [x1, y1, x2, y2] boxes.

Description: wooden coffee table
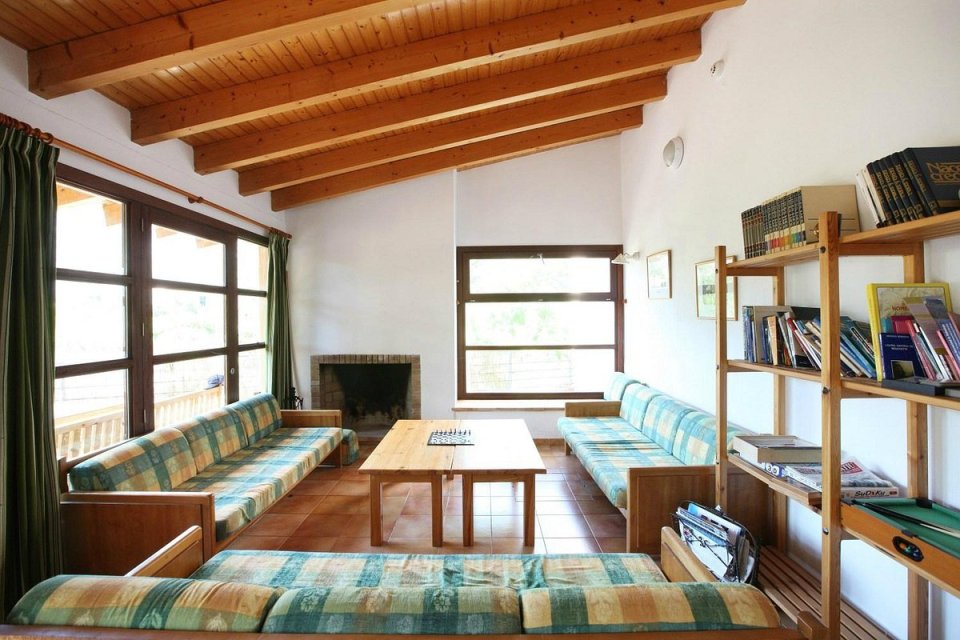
[[359, 418, 545, 547]]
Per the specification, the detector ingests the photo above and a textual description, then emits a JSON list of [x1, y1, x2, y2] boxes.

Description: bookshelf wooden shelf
[[715, 209, 960, 639], [728, 454, 821, 508]]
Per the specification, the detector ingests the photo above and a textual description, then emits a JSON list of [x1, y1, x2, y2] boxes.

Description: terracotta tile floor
[[228, 441, 627, 554]]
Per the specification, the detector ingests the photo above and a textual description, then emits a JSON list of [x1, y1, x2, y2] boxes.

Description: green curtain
[[0, 125, 62, 616], [267, 231, 294, 408]]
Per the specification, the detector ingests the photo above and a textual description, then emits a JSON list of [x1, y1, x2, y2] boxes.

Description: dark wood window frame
[[56, 165, 268, 440], [456, 245, 624, 401]]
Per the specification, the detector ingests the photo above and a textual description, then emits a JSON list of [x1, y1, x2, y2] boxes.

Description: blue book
[[879, 333, 925, 380]]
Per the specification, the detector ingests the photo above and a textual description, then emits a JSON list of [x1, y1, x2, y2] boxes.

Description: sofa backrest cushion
[[604, 372, 639, 401], [8, 575, 279, 633], [172, 408, 249, 472], [617, 384, 661, 428], [68, 428, 197, 491], [640, 395, 695, 451], [671, 412, 756, 466], [226, 393, 283, 444], [261, 586, 521, 635], [519, 583, 780, 634]]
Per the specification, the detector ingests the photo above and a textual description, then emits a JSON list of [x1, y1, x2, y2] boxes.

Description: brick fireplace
[[311, 354, 421, 439]]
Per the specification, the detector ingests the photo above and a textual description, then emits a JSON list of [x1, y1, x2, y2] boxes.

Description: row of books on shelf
[[740, 185, 860, 259], [866, 282, 960, 393], [730, 435, 899, 499], [855, 146, 960, 227], [741, 305, 877, 378]]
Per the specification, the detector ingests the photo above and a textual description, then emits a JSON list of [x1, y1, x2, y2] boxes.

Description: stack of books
[[740, 186, 860, 259], [730, 435, 899, 499], [741, 305, 875, 377], [856, 146, 960, 227], [867, 283, 960, 388]]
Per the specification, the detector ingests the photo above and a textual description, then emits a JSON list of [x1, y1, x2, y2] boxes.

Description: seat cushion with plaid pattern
[[68, 428, 198, 491]]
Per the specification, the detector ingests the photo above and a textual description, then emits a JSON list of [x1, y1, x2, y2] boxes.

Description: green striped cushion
[[576, 443, 684, 508], [191, 552, 666, 589], [671, 413, 755, 466], [249, 426, 341, 465], [640, 396, 695, 451], [7, 575, 278, 632], [558, 417, 648, 446], [226, 393, 282, 444], [68, 428, 197, 491], [262, 586, 521, 635], [520, 583, 780, 634], [604, 373, 640, 401], [172, 408, 249, 472]]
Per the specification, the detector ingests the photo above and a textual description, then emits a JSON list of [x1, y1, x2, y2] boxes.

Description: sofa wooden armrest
[[563, 400, 621, 418], [126, 525, 204, 578], [60, 491, 216, 574], [280, 409, 342, 427]]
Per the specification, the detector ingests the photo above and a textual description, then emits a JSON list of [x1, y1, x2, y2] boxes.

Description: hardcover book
[[730, 435, 822, 464], [879, 333, 924, 380]]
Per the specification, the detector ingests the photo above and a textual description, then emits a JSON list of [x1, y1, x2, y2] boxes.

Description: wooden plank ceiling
[[0, 0, 743, 210]]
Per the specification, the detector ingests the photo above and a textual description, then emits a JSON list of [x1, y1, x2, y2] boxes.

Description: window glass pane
[[465, 301, 614, 346], [239, 295, 267, 345], [469, 257, 610, 294], [56, 184, 125, 274], [54, 370, 127, 460], [238, 239, 268, 291], [152, 225, 224, 286], [153, 288, 225, 355], [154, 356, 226, 428], [466, 349, 613, 394], [239, 349, 267, 399], [55, 281, 127, 366]]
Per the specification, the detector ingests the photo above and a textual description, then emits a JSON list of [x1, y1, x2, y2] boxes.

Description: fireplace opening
[[312, 355, 421, 440]]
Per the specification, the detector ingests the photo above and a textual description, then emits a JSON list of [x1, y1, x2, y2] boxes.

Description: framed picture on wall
[[695, 256, 738, 320], [646, 250, 672, 299]]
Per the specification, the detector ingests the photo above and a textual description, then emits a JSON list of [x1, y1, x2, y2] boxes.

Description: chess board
[[427, 429, 474, 446]]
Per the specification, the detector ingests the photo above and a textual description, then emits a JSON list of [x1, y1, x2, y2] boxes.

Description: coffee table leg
[[462, 473, 474, 547], [523, 475, 536, 547], [370, 476, 383, 546], [431, 475, 443, 547]]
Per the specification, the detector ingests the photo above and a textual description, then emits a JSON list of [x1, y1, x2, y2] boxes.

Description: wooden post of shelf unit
[[715, 246, 729, 510], [818, 211, 842, 638], [903, 242, 929, 640], [771, 264, 788, 551]]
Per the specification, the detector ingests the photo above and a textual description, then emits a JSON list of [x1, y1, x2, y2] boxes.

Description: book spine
[[908, 146, 960, 212], [891, 153, 925, 220], [879, 155, 908, 223], [900, 150, 936, 217], [855, 168, 884, 227], [936, 329, 960, 380], [866, 160, 897, 224], [906, 321, 941, 380]]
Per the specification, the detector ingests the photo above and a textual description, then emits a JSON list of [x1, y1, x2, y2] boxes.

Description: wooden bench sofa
[[58, 392, 357, 574], [0, 525, 825, 639], [561, 374, 769, 553]]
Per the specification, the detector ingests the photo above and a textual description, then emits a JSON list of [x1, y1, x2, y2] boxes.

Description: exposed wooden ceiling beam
[[132, 0, 739, 143], [271, 107, 643, 210], [239, 76, 667, 195], [195, 32, 699, 174], [28, 1, 424, 98]]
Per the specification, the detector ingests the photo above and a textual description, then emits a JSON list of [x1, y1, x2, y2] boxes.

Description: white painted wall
[[620, 1, 960, 637], [0, 38, 279, 235]]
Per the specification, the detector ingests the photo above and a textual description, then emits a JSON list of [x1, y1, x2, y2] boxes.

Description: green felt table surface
[[852, 498, 960, 556]]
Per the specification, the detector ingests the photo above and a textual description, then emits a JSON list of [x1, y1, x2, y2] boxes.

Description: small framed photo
[[696, 256, 738, 320], [646, 250, 672, 299]]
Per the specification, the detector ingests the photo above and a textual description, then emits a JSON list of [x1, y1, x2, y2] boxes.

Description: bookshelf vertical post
[[818, 211, 842, 637], [772, 265, 788, 550], [715, 246, 729, 510]]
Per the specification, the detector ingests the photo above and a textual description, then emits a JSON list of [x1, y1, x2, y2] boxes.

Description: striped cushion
[[7, 575, 278, 633], [341, 428, 361, 465], [574, 443, 684, 508], [640, 396, 695, 451], [262, 586, 521, 635], [226, 393, 282, 444], [618, 384, 662, 428], [557, 417, 647, 446], [172, 408, 249, 472], [249, 426, 341, 465], [191, 552, 665, 589], [604, 373, 640, 401], [520, 583, 780, 634], [68, 428, 197, 491], [672, 413, 755, 466]]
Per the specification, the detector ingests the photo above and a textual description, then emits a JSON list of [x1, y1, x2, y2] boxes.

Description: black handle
[[893, 536, 923, 562]]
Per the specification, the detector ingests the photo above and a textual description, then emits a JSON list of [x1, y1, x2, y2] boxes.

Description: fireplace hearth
[[311, 355, 421, 439]]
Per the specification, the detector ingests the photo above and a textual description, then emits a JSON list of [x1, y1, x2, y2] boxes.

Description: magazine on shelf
[[782, 457, 899, 496]]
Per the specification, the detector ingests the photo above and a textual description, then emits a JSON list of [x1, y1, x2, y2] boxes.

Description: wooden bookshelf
[[728, 454, 821, 508], [715, 208, 960, 639]]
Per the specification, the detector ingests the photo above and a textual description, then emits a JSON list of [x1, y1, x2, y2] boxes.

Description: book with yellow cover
[[866, 282, 952, 381]]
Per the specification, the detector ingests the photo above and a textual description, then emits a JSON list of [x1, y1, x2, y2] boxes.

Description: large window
[[457, 246, 624, 400], [53, 167, 268, 460]]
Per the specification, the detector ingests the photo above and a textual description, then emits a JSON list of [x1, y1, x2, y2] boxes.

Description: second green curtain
[[267, 231, 294, 408]]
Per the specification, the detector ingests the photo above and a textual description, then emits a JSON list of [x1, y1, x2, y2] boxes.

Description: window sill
[[453, 399, 566, 412]]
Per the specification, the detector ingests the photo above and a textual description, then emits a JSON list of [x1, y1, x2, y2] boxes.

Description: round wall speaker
[[663, 137, 684, 168]]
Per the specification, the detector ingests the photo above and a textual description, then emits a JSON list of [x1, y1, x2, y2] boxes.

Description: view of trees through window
[[457, 246, 624, 399], [53, 169, 268, 460]]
